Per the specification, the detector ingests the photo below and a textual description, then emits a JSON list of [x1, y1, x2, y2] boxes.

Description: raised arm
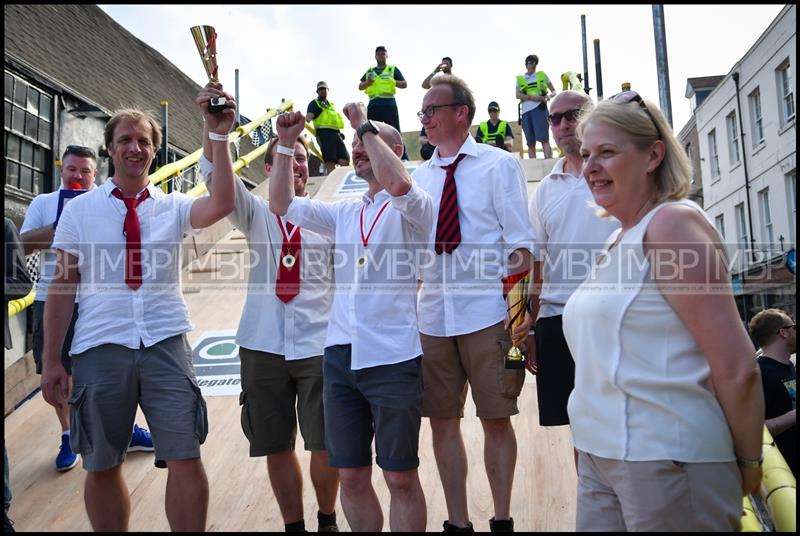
[[421, 62, 445, 90], [190, 83, 236, 229], [269, 111, 307, 216], [343, 102, 411, 197]]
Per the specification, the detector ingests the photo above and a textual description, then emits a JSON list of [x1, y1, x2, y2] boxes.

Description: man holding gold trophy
[[39, 26, 237, 532], [413, 74, 534, 533]]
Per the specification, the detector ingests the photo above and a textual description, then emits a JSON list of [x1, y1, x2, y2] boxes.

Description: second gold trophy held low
[[503, 271, 529, 370]]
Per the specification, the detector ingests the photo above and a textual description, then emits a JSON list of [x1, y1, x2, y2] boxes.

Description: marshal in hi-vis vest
[[479, 120, 509, 145], [312, 99, 344, 130], [364, 65, 397, 99], [516, 72, 548, 102]]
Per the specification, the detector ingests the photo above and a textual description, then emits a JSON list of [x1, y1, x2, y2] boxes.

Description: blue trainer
[[128, 424, 155, 452], [55, 433, 79, 472]]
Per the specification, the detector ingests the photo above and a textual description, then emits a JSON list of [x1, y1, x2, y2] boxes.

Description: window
[[708, 129, 720, 179], [748, 88, 764, 147], [726, 111, 740, 165], [758, 188, 774, 253], [684, 142, 692, 160], [735, 202, 748, 251], [4, 70, 53, 195], [776, 60, 795, 125], [715, 214, 726, 240]]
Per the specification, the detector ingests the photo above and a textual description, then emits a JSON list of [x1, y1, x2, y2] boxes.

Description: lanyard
[[359, 200, 390, 247]]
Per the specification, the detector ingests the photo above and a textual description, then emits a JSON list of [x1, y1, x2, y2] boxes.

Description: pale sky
[[99, 4, 786, 144]]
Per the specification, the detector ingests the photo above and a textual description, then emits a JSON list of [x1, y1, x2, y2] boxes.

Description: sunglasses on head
[[548, 108, 583, 126], [608, 90, 660, 134], [65, 144, 97, 159]]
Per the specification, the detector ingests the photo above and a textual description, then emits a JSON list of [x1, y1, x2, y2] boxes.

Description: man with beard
[[270, 105, 433, 532]]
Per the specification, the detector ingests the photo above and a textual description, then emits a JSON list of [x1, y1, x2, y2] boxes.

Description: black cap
[[488, 101, 500, 111]]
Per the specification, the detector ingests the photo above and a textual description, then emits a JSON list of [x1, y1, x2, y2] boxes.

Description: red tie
[[276, 216, 301, 303], [111, 188, 150, 290], [435, 153, 467, 255]]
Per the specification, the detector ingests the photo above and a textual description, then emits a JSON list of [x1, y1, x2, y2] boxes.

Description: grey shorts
[[69, 334, 208, 472], [32, 300, 78, 374], [576, 450, 742, 531], [323, 345, 422, 471], [238, 348, 325, 456], [521, 106, 550, 143]]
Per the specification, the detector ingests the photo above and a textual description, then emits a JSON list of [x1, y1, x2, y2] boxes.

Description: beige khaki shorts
[[576, 450, 742, 531], [421, 321, 524, 419]]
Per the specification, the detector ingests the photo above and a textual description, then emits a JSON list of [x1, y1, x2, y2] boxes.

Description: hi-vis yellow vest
[[517, 72, 548, 101], [312, 99, 344, 130], [364, 65, 397, 99], [479, 120, 508, 145]]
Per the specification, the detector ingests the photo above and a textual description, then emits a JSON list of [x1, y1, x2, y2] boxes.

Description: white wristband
[[208, 131, 229, 142], [275, 144, 294, 156]]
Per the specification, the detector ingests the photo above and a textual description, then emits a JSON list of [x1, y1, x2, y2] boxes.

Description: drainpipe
[[732, 71, 757, 263]]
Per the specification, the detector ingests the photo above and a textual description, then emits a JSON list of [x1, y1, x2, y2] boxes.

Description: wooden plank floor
[[4, 230, 577, 532], [5, 377, 576, 532]]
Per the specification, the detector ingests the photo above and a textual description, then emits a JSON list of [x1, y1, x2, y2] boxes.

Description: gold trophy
[[190, 25, 226, 113], [503, 271, 529, 369]]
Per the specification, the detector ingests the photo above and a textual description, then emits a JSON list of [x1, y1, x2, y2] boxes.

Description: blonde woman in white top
[[562, 91, 764, 531]]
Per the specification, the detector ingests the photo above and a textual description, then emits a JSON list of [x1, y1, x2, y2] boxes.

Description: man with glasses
[[749, 309, 796, 475], [414, 74, 534, 533], [524, 91, 619, 471], [20, 145, 154, 473], [516, 54, 556, 159]]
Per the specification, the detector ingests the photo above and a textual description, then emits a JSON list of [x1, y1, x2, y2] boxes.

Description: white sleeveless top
[[562, 200, 735, 462]]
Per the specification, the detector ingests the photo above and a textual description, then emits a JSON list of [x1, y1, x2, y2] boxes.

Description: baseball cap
[[488, 101, 500, 111], [317, 81, 329, 90]]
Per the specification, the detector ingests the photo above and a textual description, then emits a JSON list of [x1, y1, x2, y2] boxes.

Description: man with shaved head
[[270, 104, 433, 532], [525, 91, 619, 469]]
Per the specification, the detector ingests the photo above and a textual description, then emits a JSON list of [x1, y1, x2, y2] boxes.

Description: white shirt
[[285, 182, 433, 370], [528, 158, 620, 318], [412, 136, 534, 337], [21, 184, 96, 302], [563, 200, 735, 463], [200, 156, 333, 359], [519, 71, 551, 115], [52, 179, 198, 355]]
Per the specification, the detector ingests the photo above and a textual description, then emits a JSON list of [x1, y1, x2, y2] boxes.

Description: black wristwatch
[[356, 120, 380, 141]]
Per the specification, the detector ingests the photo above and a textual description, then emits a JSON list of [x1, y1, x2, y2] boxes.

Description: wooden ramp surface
[[5, 229, 577, 532]]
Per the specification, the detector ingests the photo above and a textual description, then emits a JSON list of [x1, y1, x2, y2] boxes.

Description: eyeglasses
[[777, 323, 796, 334], [64, 145, 97, 158], [548, 108, 583, 126], [417, 103, 466, 120], [607, 90, 659, 134]]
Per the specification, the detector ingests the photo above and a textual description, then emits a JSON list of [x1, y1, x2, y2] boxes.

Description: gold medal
[[357, 255, 368, 269], [282, 254, 296, 269]]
